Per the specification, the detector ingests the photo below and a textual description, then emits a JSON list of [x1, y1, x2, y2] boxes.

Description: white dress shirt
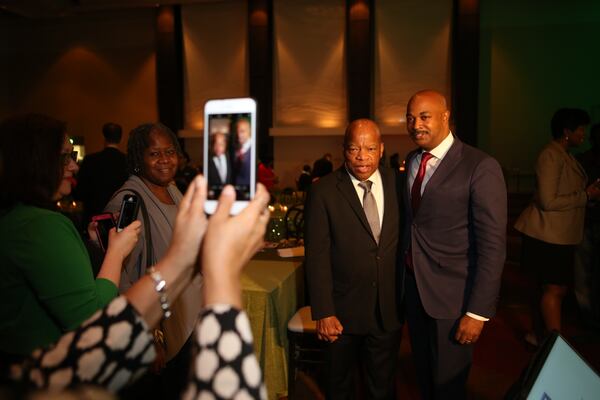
[[408, 132, 488, 322], [213, 154, 228, 183], [347, 167, 384, 228], [408, 132, 454, 194]]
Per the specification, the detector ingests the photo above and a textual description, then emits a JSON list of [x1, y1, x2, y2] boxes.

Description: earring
[[134, 167, 140, 173]]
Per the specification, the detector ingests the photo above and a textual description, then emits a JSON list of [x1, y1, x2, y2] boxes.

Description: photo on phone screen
[[117, 194, 139, 232], [92, 213, 115, 252], [203, 98, 256, 215]]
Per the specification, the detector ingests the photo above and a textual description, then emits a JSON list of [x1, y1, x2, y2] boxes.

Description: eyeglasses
[[60, 151, 78, 165]]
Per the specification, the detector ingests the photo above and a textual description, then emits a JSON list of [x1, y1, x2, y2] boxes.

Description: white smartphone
[[203, 97, 257, 215]]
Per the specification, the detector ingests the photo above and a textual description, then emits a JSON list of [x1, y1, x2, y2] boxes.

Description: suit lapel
[[420, 138, 463, 204], [379, 168, 397, 247], [404, 150, 419, 220], [335, 167, 378, 243]]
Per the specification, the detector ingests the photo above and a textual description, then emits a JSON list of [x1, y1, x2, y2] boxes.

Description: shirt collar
[[421, 131, 454, 160], [240, 140, 251, 154], [345, 165, 382, 187]]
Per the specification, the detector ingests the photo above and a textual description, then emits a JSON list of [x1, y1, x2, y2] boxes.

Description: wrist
[[104, 248, 125, 264], [203, 277, 242, 309]]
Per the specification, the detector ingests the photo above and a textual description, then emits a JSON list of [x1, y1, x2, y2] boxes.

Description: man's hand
[[454, 314, 484, 345], [316, 316, 343, 343]]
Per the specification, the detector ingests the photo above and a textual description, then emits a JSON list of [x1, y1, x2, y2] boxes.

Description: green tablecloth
[[241, 254, 304, 400]]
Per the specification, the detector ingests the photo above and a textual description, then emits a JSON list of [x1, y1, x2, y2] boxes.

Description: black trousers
[[405, 272, 473, 400], [326, 324, 400, 400]]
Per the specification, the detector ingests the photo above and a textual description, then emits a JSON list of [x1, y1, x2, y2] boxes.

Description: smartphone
[[203, 97, 257, 215], [116, 194, 140, 232], [92, 213, 116, 252]]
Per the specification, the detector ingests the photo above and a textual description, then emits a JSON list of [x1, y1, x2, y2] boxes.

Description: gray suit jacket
[[305, 167, 403, 334], [402, 137, 507, 320]]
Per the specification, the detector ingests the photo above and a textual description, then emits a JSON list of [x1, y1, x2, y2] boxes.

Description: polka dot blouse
[[12, 296, 266, 399]]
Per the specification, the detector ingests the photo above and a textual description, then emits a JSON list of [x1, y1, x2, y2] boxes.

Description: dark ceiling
[[0, 0, 218, 19]]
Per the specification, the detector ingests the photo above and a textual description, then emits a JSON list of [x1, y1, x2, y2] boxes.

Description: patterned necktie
[[411, 152, 433, 214], [358, 180, 381, 243]]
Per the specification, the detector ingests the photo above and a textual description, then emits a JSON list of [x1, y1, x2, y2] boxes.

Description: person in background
[[297, 164, 312, 192], [312, 152, 333, 182], [104, 122, 201, 399], [515, 109, 600, 347], [516, 109, 600, 348], [9, 177, 271, 400], [257, 157, 277, 192], [389, 153, 401, 171], [574, 123, 600, 326], [73, 122, 129, 228], [0, 114, 140, 363], [175, 150, 199, 193], [305, 119, 402, 399], [402, 90, 506, 399]]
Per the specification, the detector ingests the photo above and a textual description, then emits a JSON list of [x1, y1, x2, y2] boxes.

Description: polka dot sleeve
[[183, 304, 267, 400], [14, 296, 155, 393]]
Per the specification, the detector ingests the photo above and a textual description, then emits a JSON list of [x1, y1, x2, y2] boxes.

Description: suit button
[[371, 281, 376, 287], [376, 256, 381, 261]]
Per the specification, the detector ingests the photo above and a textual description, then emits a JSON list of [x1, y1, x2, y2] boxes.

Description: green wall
[[478, 0, 600, 191]]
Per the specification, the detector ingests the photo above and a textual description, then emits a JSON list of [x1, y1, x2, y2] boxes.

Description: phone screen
[[206, 113, 254, 201], [117, 195, 139, 231]]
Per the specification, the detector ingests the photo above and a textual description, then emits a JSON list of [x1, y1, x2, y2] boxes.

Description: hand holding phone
[[203, 97, 257, 215], [117, 194, 140, 231], [92, 213, 116, 252]]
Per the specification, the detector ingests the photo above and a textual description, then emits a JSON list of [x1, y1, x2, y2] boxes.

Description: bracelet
[[147, 267, 172, 319]]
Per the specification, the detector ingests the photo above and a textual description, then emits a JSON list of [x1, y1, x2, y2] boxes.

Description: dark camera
[[117, 194, 140, 231]]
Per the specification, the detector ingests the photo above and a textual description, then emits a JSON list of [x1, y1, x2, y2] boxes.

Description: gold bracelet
[[147, 267, 172, 319]]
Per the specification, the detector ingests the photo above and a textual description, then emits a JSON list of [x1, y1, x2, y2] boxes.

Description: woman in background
[[0, 114, 139, 361], [515, 108, 600, 345], [105, 122, 201, 398]]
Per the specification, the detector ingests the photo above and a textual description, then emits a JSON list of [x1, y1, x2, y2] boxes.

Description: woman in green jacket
[[0, 114, 140, 358]]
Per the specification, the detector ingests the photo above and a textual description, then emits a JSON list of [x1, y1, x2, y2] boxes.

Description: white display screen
[[527, 336, 600, 399]]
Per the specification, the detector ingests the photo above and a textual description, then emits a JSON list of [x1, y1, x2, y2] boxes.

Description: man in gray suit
[[305, 119, 402, 399], [402, 90, 506, 399]]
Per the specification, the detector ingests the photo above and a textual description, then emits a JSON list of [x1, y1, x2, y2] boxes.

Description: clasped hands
[[317, 316, 343, 342]]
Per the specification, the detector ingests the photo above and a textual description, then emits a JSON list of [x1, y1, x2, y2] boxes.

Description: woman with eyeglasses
[[0, 114, 140, 362]]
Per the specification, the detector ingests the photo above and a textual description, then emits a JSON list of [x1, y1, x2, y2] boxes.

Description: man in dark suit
[[305, 119, 402, 400], [402, 90, 506, 399], [74, 122, 128, 227], [233, 117, 252, 187], [207, 132, 232, 186]]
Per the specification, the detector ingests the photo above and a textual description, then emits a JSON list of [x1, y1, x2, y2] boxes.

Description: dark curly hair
[[550, 108, 590, 139], [126, 122, 182, 176], [0, 114, 66, 209]]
